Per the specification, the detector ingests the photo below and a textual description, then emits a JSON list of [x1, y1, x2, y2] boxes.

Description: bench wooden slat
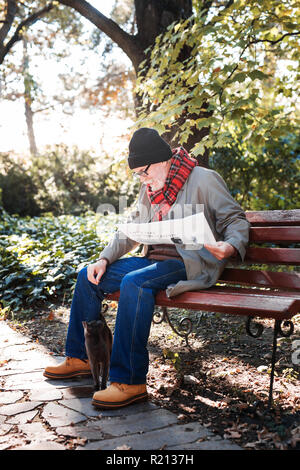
[[219, 268, 300, 290], [106, 290, 300, 320], [249, 226, 300, 243], [154, 290, 300, 320], [244, 247, 300, 265], [209, 285, 300, 299], [246, 209, 300, 226]]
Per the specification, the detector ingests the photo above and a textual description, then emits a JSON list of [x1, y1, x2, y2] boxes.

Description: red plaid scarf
[[147, 147, 197, 221]]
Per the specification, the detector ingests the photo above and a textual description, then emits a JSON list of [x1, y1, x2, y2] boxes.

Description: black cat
[[82, 306, 113, 391]]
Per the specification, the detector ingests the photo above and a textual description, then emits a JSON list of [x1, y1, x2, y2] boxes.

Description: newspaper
[[118, 212, 215, 247]]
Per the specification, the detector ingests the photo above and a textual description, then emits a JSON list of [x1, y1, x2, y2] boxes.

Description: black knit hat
[[128, 128, 172, 169]]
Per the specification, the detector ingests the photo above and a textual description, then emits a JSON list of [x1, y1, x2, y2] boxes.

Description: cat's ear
[[82, 321, 87, 329]]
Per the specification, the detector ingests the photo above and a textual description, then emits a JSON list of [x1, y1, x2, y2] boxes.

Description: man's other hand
[[87, 259, 108, 285], [204, 242, 237, 260]]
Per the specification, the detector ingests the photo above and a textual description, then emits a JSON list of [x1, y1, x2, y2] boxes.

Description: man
[[44, 127, 249, 409]]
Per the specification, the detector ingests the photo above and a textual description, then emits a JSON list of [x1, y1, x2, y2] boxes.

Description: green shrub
[[0, 160, 40, 217], [0, 145, 139, 216], [0, 207, 120, 312], [210, 134, 300, 210]]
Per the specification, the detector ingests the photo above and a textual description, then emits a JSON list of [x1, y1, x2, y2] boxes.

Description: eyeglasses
[[133, 164, 151, 177]]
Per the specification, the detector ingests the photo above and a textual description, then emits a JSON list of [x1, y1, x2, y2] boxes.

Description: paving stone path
[[0, 321, 241, 451]]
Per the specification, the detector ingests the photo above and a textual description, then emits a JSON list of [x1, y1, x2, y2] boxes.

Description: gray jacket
[[100, 166, 250, 297]]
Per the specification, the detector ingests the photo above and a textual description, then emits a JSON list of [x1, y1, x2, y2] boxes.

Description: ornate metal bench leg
[[153, 307, 194, 349], [268, 320, 279, 410], [246, 317, 294, 410], [152, 307, 168, 325], [268, 319, 294, 410]]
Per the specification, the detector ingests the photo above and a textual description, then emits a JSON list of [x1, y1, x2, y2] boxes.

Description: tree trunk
[[23, 38, 38, 156], [134, 0, 193, 50], [24, 98, 38, 156], [134, 1, 210, 166]]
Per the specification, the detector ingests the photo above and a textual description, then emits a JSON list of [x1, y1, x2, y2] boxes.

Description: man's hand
[[87, 259, 108, 285], [204, 242, 237, 260]]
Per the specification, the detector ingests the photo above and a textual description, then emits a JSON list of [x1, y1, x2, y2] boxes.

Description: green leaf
[[231, 108, 245, 120], [248, 70, 269, 80], [229, 72, 248, 83]]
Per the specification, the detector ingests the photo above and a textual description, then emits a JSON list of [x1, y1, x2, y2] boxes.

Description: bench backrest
[[218, 209, 300, 291]]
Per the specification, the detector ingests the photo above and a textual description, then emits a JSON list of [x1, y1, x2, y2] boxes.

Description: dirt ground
[[6, 301, 300, 450]]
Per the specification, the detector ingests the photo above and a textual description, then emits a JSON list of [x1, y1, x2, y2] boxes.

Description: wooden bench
[[106, 209, 300, 409]]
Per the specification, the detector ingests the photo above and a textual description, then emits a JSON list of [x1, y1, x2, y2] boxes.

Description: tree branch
[[0, 2, 54, 65], [224, 0, 234, 10], [0, 0, 17, 45], [216, 30, 300, 100], [249, 31, 300, 46], [57, 0, 144, 71]]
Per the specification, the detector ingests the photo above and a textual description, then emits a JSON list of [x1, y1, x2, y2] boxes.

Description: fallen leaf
[[166, 386, 177, 396], [244, 442, 258, 448], [73, 437, 87, 447], [184, 375, 200, 385], [257, 365, 268, 373], [47, 312, 55, 321], [224, 431, 241, 439], [177, 414, 186, 421]]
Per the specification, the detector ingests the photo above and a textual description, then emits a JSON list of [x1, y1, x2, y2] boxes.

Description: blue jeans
[[65, 256, 187, 384]]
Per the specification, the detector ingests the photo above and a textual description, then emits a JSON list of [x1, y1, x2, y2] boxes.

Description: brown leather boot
[[92, 382, 148, 409], [43, 357, 91, 379]]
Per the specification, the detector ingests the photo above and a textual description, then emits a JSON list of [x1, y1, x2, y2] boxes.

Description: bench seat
[[106, 287, 300, 320]]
